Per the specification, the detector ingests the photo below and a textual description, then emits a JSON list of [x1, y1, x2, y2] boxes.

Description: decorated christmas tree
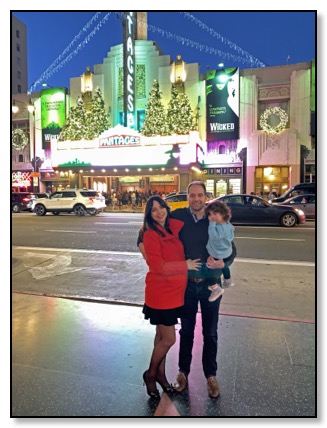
[[58, 96, 87, 141], [86, 87, 110, 139], [177, 93, 196, 134], [141, 80, 169, 136], [166, 86, 181, 134], [166, 86, 196, 135]]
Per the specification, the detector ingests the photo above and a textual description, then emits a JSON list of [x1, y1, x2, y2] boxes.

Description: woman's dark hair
[[141, 195, 172, 238], [205, 200, 231, 222]]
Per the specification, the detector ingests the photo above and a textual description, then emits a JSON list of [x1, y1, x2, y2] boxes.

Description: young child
[[204, 200, 235, 302]]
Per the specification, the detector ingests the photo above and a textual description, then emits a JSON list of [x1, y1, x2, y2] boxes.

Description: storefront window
[[205, 179, 214, 196], [256, 166, 289, 197]]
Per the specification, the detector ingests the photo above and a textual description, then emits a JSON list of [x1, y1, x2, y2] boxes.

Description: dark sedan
[[212, 194, 306, 227], [12, 192, 48, 213]]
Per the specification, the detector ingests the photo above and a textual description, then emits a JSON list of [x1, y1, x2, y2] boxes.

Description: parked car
[[273, 194, 315, 219], [12, 192, 48, 213], [31, 189, 106, 216], [269, 182, 316, 204], [164, 192, 188, 211], [164, 191, 213, 211], [212, 194, 306, 227]]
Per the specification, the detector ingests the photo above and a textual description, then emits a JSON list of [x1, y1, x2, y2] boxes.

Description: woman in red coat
[[140, 195, 201, 399]]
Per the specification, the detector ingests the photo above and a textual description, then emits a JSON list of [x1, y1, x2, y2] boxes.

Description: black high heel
[[156, 378, 175, 394], [143, 371, 160, 399]]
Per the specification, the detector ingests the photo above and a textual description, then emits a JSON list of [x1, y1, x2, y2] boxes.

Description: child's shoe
[[208, 284, 224, 302], [222, 278, 234, 288]]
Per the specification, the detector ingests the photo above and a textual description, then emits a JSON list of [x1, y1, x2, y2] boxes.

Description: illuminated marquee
[[99, 135, 141, 147], [124, 12, 135, 129]]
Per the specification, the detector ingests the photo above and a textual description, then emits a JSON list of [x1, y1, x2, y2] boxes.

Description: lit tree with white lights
[[59, 96, 88, 141], [166, 87, 196, 135], [86, 87, 110, 139], [178, 93, 196, 134], [166, 86, 181, 134], [141, 80, 169, 136]]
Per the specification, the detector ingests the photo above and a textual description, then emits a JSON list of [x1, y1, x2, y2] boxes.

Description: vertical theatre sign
[[41, 87, 67, 149], [206, 68, 239, 141], [123, 12, 136, 129]]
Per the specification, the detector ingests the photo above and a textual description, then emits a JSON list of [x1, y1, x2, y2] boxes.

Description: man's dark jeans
[[178, 280, 221, 378]]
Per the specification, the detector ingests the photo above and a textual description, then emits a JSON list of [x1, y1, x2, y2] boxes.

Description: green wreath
[[260, 107, 288, 134], [12, 129, 29, 150]]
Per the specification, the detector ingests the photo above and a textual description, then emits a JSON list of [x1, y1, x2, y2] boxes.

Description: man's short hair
[[187, 181, 206, 194]]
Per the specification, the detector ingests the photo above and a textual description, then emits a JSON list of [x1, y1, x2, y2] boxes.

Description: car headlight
[[295, 209, 305, 216]]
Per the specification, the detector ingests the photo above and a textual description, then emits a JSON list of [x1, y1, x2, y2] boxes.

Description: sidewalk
[[12, 292, 316, 417]]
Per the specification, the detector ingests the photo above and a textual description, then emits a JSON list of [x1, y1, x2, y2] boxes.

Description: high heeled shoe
[[143, 371, 160, 399], [156, 377, 175, 394]]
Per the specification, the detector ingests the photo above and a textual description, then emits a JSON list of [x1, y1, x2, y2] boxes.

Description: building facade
[[11, 13, 315, 197], [12, 15, 28, 95]]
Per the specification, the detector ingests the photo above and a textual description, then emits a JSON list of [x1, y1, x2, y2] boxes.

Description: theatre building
[[12, 12, 315, 196]]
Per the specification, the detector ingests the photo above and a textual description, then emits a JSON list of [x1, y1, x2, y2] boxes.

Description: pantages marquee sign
[[123, 12, 136, 129]]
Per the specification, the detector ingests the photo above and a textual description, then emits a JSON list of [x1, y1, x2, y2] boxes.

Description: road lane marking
[[235, 257, 314, 267], [13, 246, 314, 266], [235, 237, 305, 241], [95, 222, 141, 225], [45, 230, 95, 233]]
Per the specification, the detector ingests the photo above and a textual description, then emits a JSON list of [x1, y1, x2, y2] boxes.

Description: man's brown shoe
[[173, 372, 188, 392], [207, 376, 220, 398]]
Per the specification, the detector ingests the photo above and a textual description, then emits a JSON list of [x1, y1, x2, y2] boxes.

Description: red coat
[[143, 218, 187, 309]]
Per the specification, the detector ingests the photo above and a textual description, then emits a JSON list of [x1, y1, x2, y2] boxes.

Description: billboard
[[206, 67, 239, 141], [41, 87, 67, 149]]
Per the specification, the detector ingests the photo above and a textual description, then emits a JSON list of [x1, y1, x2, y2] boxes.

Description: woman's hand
[[139, 242, 147, 260], [186, 258, 202, 271], [206, 256, 224, 269]]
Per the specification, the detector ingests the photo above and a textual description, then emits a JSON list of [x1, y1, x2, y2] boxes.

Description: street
[[12, 212, 315, 322], [11, 212, 316, 417], [12, 211, 315, 260]]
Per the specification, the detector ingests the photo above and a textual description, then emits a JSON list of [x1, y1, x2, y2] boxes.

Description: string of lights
[[28, 12, 109, 93], [147, 22, 260, 67], [118, 12, 265, 68], [29, 11, 265, 93], [181, 12, 266, 67]]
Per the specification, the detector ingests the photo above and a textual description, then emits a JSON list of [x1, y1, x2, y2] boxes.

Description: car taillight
[[23, 198, 30, 202]]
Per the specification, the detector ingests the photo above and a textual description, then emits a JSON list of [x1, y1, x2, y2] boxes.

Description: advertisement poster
[[41, 87, 67, 149], [206, 67, 239, 141]]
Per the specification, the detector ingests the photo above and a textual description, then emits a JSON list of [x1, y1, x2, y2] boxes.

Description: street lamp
[[12, 99, 34, 114], [12, 98, 38, 192], [42, 83, 53, 88]]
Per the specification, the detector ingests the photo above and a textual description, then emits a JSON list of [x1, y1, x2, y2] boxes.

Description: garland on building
[[12, 129, 29, 150], [260, 107, 288, 134]]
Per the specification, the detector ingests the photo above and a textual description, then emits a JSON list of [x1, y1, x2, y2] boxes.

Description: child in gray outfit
[[204, 200, 235, 302]]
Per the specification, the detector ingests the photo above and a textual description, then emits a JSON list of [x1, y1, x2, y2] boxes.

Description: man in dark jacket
[[139, 181, 236, 398]]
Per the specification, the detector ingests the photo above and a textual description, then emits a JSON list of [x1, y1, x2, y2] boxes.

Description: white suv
[[31, 189, 106, 216]]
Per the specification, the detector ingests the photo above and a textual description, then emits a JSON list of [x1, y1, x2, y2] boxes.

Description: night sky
[[10, 10, 316, 92]]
